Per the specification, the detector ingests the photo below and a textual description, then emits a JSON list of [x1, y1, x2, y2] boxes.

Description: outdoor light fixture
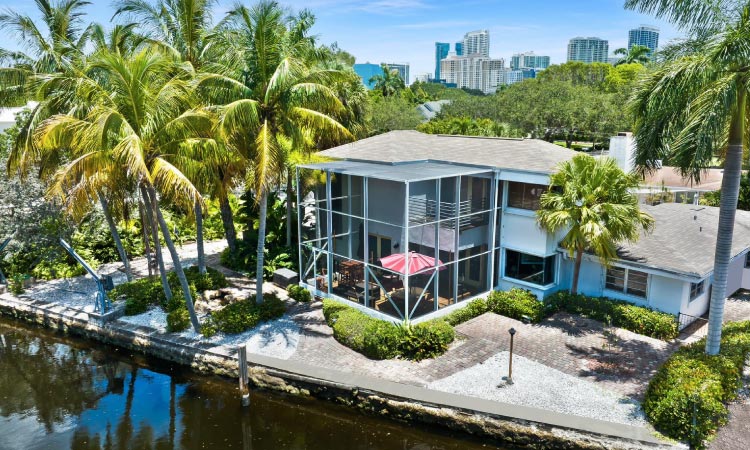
[[506, 328, 516, 385]]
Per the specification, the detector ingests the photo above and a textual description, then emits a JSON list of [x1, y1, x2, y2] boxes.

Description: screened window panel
[[507, 182, 547, 210], [627, 270, 648, 298], [605, 267, 626, 292]]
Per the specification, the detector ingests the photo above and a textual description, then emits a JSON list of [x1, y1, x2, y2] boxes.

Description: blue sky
[[1, 0, 683, 82]]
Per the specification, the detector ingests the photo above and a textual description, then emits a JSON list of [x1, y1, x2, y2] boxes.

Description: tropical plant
[[31, 48, 210, 332], [201, 1, 351, 304], [0, 0, 91, 105], [626, 0, 750, 355], [613, 44, 652, 66], [537, 154, 654, 294], [369, 64, 405, 97]]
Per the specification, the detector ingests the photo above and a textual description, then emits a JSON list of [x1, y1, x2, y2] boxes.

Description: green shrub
[[211, 294, 286, 334], [166, 307, 191, 333], [8, 274, 25, 295], [322, 299, 455, 360], [287, 284, 312, 303], [398, 320, 455, 361], [545, 292, 678, 339], [444, 297, 489, 326], [111, 276, 165, 315], [643, 321, 750, 448], [200, 316, 218, 338], [182, 266, 228, 292], [486, 288, 546, 322]]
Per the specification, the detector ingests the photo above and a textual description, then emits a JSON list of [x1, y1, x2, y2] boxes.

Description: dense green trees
[[437, 62, 643, 145]]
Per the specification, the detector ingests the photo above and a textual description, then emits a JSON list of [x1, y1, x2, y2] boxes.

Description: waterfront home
[[296, 130, 750, 325]]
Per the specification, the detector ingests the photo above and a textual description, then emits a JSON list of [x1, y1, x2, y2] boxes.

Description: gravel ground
[[117, 307, 300, 359], [428, 352, 647, 427]]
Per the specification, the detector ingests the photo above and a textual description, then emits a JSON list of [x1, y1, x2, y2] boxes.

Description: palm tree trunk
[[571, 247, 584, 295], [141, 186, 172, 300], [139, 202, 153, 277], [255, 189, 269, 304], [705, 90, 745, 355], [195, 198, 206, 275], [286, 169, 293, 248], [99, 193, 132, 282], [148, 186, 201, 333], [219, 193, 237, 254]]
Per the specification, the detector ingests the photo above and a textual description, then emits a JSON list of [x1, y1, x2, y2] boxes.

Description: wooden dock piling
[[238, 344, 250, 407]]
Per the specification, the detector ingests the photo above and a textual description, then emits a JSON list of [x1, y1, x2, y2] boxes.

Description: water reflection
[[0, 319, 499, 450]]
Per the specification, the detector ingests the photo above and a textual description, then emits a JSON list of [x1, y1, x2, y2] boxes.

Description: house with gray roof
[[295, 130, 750, 325]]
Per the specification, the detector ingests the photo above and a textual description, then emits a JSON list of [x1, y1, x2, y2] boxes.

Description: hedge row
[[444, 288, 546, 326], [322, 300, 455, 361], [544, 292, 678, 340], [644, 321, 750, 448]]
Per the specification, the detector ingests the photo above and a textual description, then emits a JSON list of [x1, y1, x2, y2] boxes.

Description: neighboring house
[[0, 102, 36, 133], [295, 130, 750, 325], [416, 100, 451, 121]]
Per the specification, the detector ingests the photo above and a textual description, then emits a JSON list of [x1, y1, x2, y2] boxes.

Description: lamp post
[[507, 328, 516, 385]]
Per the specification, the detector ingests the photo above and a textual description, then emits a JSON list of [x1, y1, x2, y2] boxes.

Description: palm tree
[[537, 154, 654, 295], [203, 1, 352, 304], [626, 0, 750, 354], [613, 45, 652, 66], [115, 0, 220, 272], [0, 0, 138, 281], [0, 0, 91, 105], [369, 64, 405, 97], [33, 48, 210, 332]]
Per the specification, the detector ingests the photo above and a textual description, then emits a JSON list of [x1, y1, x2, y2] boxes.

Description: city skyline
[[0, 0, 683, 83]]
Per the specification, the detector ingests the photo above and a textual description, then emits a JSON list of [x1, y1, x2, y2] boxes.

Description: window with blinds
[[506, 182, 547, 210], [605, 266, 648, 298]]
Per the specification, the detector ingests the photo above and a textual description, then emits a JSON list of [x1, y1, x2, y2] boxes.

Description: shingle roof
[[614, 203, 750, 278], [319, 130, 577, 174]]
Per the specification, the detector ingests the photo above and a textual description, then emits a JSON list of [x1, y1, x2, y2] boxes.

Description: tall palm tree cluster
[[0, 0, 364, 332]]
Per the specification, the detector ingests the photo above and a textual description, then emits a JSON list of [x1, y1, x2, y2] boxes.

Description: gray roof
[[319, 130, 577, 175], [298, 160, 491, 182], [614, 203, 750, 278]]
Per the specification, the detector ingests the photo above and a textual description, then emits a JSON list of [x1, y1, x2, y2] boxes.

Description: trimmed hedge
[[209, 293, 286, 334], [445, 289, 543, 326], [544, 292, 678, 340], [287, 284, 312, 303], [644, 321, 750, 448], [322, 300, 455, 361]]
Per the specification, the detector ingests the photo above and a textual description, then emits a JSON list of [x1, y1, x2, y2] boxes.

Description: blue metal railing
[[59, 238, 112, 313]]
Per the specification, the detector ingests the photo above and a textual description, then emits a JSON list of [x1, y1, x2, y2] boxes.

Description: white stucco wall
[[726, 254, 744, 296], [500, 211, 548, 255]]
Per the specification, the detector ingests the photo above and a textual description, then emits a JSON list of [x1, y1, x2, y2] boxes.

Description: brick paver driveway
[[455, 312, 677, 400], [285, 303, 677, 401]]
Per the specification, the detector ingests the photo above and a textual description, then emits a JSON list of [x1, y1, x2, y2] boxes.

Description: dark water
[[0, 318, 501, 450]]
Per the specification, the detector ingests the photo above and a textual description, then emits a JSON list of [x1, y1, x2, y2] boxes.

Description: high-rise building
[[440, 54, 505, 94], [455, 42, 463, 56], [462, 30, 489, 57], [353, 62, 410, 89], [567, 37, 609, 63], [628, 25, 659, 55], [510, 52, 551, 70], [504, 69, 524, 86], [353, 63, 381, 89], [434, 42, 450, 81], [388, 63, 410, 85]]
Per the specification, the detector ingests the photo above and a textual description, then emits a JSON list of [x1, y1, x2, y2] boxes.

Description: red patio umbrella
[[378, 252, 445, 275]]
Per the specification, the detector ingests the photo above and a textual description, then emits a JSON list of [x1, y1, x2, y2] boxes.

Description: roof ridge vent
[[435, 134, 525, 141]]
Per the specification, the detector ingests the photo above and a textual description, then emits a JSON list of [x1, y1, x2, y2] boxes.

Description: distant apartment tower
[[504, 69, 524, 86], [628, 25, 659, 55], [388, 63, 410, 85], [510, 52, 551, 70], [434, 42, 450, 81], [462, 30, 489, 56], [353, 62, 410, 89], [440, 54, 505, 94], [455, 42, 463, 56], [567, 37, 609, 63]]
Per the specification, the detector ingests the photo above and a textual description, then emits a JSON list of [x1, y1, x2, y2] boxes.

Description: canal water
[[0, 318, 500, 450]]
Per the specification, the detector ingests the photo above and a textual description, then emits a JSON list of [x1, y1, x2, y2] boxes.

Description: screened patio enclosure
[[297, 160, 501, 321]]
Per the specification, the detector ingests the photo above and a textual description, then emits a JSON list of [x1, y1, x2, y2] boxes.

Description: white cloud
[[398, 20, 477, 30]]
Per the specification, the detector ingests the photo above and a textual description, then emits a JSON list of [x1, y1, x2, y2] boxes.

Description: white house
[[296, 130, 750, 325]]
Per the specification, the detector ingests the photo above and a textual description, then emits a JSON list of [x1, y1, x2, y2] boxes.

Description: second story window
[[507, 182, 547, 210]]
